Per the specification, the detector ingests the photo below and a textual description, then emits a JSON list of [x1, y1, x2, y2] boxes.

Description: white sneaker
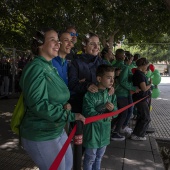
[[120, 126, 133, 134], [131, 134, 146, 141]]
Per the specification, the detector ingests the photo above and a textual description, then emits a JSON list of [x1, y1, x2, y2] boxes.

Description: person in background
[[131, 57, 152, 141], [19, 28, 85, 170], [120, 51, 134, 134], [124, 51, 134, 69], [132, 53, 140, 68], [65, 25, 78, 63], [82, 64, 117, 170], [52, 32, 73, 85], [0, 56, 11, 99], [111, 49, 140, 141], [101, 47, 115, 65], [131, 53, 141, 120]]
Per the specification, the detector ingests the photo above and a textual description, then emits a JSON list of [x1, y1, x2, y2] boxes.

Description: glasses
[[70, 32, 78, 37]]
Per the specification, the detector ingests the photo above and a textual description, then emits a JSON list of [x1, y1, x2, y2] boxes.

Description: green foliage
[[121, 34, 170, 62], [0, 0, 170, 61]]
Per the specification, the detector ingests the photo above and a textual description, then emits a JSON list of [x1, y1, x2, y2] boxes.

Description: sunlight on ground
[[1, 112, 12, 116], [0, 138, 19, 151], [124, 158, 145, 165], [20, 167, 39, 170], [156, 98, 169, 101]]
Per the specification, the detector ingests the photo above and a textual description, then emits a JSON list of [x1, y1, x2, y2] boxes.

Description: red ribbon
[[85, 96, 148, 124], [50, 96, 148, 169], [49, 125, 77, 170]]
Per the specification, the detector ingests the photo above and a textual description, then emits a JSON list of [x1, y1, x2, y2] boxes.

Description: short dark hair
[[96, 64, 115, 77], [101, 47, 109, 58], [58, 31, 70, 40], [31, 28, 56, 55], [133, 53, 141, 61], [65, 25, 77, 32], [125, 51, 133, 61], [136, 57, 149, 67], [115, 49, 125, 60]]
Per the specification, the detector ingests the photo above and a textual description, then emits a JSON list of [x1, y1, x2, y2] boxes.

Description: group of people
[[0, 55, 31, 98], [0, 56, 12, 98], [18, 26, 152, 170]]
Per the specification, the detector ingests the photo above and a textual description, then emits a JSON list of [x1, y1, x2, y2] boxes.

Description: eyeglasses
[[70, 32, 78, 37]]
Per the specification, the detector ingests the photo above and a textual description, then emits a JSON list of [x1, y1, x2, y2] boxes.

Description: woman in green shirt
[[19, 28, 85, 170]]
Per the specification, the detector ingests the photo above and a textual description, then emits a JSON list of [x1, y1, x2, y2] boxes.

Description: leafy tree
[[0, 0, 170, 60], [121, 34, 170, 63]]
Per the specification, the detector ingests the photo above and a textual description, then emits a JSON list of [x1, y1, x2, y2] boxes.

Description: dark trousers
[[123, 95, 133, 127], [133, 100, 151, 137], [112, 97, 129, 133]]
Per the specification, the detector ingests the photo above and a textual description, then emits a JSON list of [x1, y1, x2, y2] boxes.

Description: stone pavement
[[0, 77, 170, 170]]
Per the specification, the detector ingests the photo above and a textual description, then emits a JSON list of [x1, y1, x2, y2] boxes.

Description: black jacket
[[68, 53, 106, 112]]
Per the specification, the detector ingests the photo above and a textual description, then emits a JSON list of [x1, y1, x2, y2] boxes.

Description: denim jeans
[[83, 146, 106, 170], [21, 130, 73, 170]]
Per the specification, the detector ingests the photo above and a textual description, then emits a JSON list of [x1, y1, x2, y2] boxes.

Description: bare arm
[[140, 82, 151, 92]]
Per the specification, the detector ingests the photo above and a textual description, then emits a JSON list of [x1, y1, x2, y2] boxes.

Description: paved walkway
[[0, 77, 170, 170]]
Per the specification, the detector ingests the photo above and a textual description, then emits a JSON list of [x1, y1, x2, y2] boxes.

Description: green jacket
[[82, 89, 117, 148], [125, 62, 136, 70], [19, 56, 75, 141], [113, 60, 136, 97], [131, 61, 137, 68]]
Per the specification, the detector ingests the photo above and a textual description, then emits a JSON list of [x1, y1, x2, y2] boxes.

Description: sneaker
[[120, 126, 133, 134], [146, 127, 155, 134], [131, 134, 146, 141], [111, 133, 125, 141]]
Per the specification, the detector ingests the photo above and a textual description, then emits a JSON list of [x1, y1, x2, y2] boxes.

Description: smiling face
[[59, 32, 73, 58], [39, 30, 60, 61], [97, 71, 115, 90], [84, 36, 100, 56]]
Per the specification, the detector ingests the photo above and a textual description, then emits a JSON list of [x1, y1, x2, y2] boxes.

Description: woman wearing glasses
[[19, 28, 85, 170]]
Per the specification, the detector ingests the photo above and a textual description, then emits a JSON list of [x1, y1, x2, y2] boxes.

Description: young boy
[[82, 64, 118, 170]]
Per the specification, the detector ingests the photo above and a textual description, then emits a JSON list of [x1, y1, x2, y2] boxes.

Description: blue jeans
[[21, 130, 73, 170], [83, 146, 106, 170]]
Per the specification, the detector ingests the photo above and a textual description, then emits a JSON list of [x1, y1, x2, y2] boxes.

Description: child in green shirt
[[82, 64, 118, 170]]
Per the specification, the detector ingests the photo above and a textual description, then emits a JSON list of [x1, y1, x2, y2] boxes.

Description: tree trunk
[[108, 30, 119, 51]]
